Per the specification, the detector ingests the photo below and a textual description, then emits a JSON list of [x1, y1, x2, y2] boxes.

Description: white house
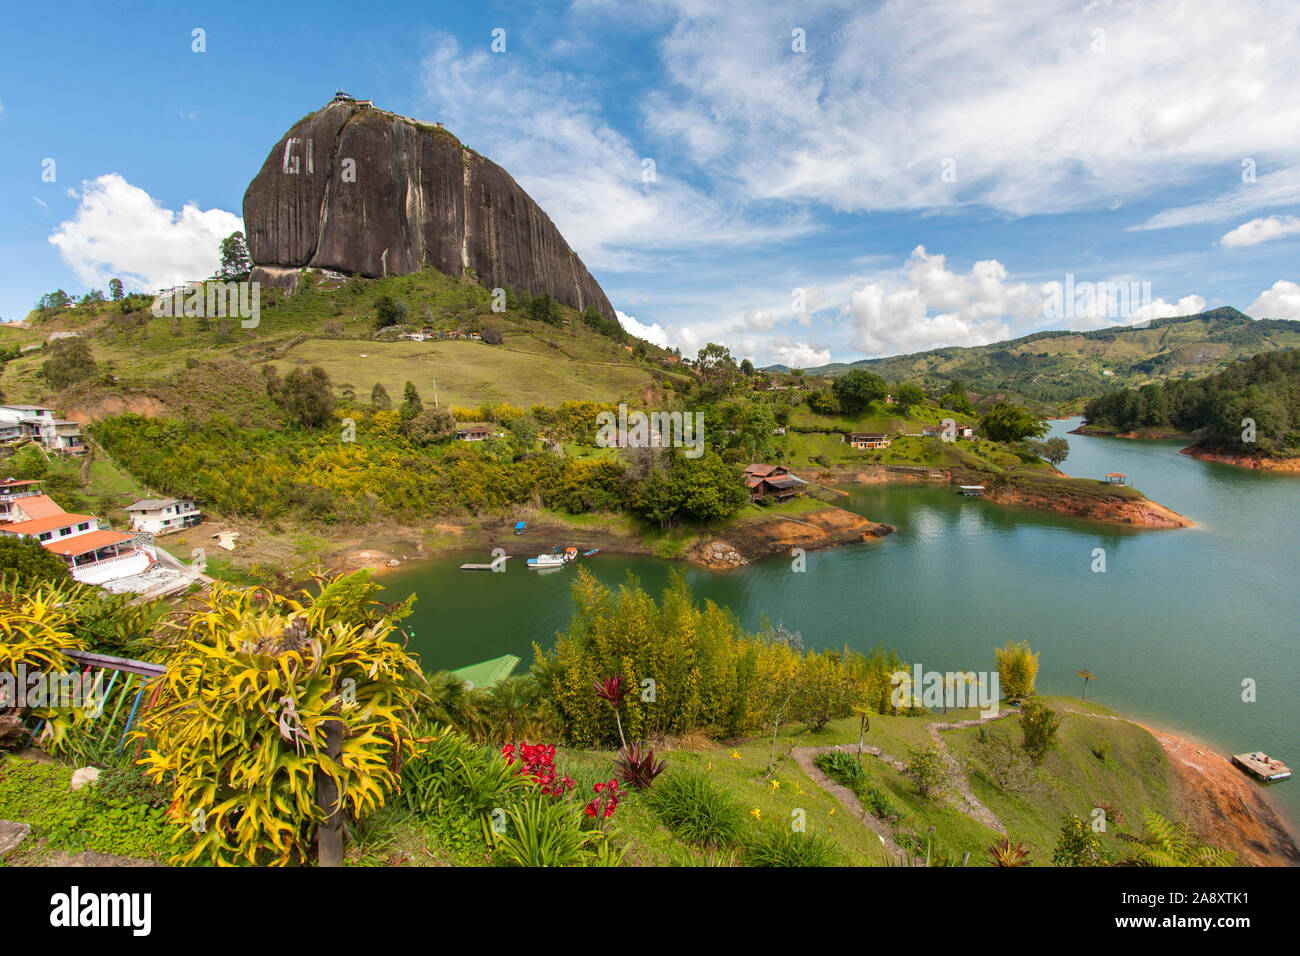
[[126, 498, 202, 535], [0, 405, 85, 454], [0, 510, 156, 585]]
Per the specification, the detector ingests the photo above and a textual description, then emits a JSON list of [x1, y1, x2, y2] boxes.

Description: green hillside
[[0, 267, 687, 417], [769, 308, 1300, 412]]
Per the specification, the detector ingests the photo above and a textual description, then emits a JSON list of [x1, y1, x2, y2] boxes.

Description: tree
[[940, 380, 974, 415], [109, 278, 124, 301], [509, 416, 539, 449], [42, 337, 98, 390], [806, 390, 837, 415], [36, 290, 72, 313], [370, 383, 392, 410], [1019, 697, 1060, 764], [626, 451, 746, 528], [740, 358, 755, 377], [995, 640, 1039, 701], [1076, 669, 1095, 700], [0, 537, 70, 584], [218, 231, 252, 278], [980, 402, 1048, 443], [405, 407, 456, 445], [1042, 436, 1069, 466], [696, 343, 741, 397], [903, 742, 958, 799], [893, 382, 926, 413], [1052, 814, 1105, 866], [833, 369, 888, 414], [10, 446, 49, 480], [527, 293, 562, 325], [400, 381, 423, 422], [274, 366, 336, 428], [790, 650, 857, 730], [373, 295, 408, 330]]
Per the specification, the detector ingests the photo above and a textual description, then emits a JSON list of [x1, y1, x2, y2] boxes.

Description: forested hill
[[1082, 350, 1300, 457], [765, 308, 1300, 410]]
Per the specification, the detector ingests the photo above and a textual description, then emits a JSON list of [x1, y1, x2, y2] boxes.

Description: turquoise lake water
[[381, 419, 1300, 825]]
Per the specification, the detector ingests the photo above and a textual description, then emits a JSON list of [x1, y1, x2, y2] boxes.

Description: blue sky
[[2, 0, 1298, 366]]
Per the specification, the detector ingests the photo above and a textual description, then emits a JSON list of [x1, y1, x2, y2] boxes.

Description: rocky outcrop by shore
[[1179, 446, 1300, 472], [686, 507, 894, 569], [983, 484, 1193, 527], [1068, 425, 1192, 440], [1146, 727, 1300, 867]]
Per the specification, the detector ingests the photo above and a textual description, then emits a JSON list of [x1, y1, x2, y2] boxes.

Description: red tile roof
[[0, 478, 40, 490], [10, 495, 64, 520], [42, 529, 137, 558], [0, 512, 97, 535]]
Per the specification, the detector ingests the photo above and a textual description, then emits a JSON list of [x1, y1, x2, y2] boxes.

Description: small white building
[[127, 498, 202, 535]]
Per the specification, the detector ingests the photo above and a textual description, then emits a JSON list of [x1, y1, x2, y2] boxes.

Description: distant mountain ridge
[[764, 308, 1300, 407]]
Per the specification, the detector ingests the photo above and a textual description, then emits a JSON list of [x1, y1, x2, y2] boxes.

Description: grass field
[[267, 337, 657, 409]]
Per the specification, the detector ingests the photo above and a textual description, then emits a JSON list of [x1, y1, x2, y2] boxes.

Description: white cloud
[[1134, 168, 1300, 231], [765, 341, 832, 369], [0, 97, 5, 118], [734, 309, 775, 332], [1219, 215, 1300, 248], [417, 34, 811, 272], [48, 174, 242, 292], [1130, 295, 1208, 326], [1247, 280, 1300, 319], [642, 0, 1300, 218], [616, 309, 671, 347], [178, 108, 199, 122], [846, 246, 1037, 354]]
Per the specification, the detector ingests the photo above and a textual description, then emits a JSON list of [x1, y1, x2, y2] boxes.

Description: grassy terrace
[[331, 696, 1177, 867]]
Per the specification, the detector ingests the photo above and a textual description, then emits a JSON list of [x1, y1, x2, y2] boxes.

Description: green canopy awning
[[451, 653, 520, 690]]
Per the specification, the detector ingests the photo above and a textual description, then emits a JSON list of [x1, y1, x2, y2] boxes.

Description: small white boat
[[526, 547, 579, 569]]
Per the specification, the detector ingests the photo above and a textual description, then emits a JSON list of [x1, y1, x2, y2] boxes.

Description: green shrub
[[1019, 697, 1061, 764], [489, 791, 620, 867], [863, 783, 900, 821], [649, 770, 746, 848], [742, 823, 844, 867], [814, 751, 868, 793]]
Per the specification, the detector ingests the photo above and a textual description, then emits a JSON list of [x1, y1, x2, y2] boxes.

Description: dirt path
[[793, 709, 1016, 861], [927, 711, 1016, 834], [791, 745, 905, 862]]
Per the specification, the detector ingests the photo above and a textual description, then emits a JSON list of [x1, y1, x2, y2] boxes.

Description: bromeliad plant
[[615, 742, 666, 789], [0, 579, 91, 752], [594, 676, 667, 789], [136, 571, 430, 866]]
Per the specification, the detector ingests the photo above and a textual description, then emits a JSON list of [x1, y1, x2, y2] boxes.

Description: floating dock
[[1232, 751, 1291, 782], [958, 485, 986, 496], [460, 556, 508, 571]]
